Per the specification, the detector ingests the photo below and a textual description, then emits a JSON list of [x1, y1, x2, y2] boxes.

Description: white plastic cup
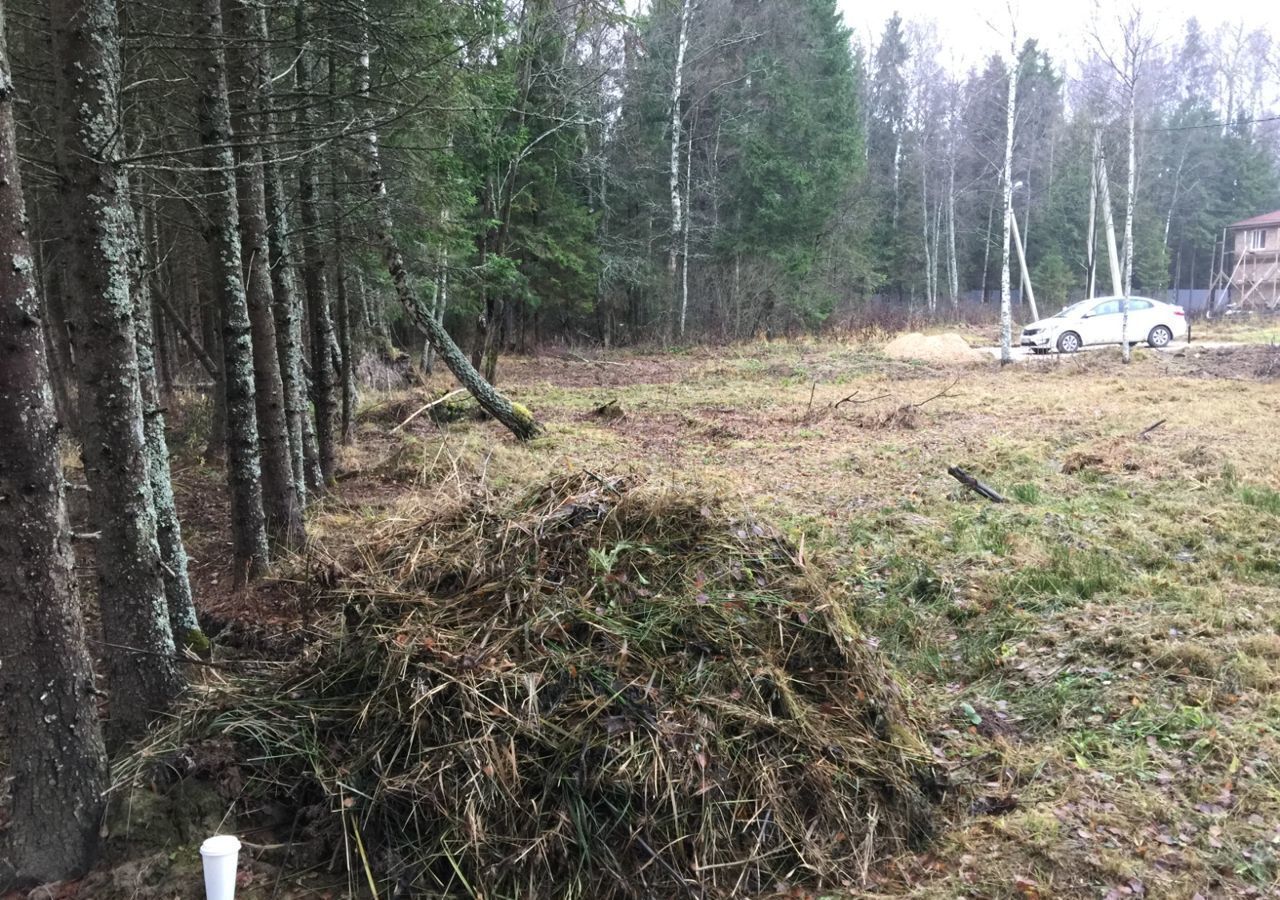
[[200, 834, 242, 900]]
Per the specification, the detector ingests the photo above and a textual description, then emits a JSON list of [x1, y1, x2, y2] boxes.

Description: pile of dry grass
[[882, 332, 986, 365], [144, 474, 939, 898]]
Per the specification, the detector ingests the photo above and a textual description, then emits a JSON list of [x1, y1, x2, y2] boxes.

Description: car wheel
[[1057, 331, 1081, 354], [1148, 325, 1173, 349]]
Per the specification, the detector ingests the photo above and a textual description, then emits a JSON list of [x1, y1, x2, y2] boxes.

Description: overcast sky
[[836, 0, 1280, 74]]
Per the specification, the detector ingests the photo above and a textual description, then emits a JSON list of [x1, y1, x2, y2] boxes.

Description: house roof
[[1227, 210, 1280, 230]]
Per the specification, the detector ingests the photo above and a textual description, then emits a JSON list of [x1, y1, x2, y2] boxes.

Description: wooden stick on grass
[[947, 466, 1007, 503], [1138, 419, 1167, 439], [392, 389, 467, 433]]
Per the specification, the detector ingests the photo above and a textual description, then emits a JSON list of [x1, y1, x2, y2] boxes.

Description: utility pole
[[1009, 185, 1039, 321], [1086, 131, 1099, 299], [1095, 135, 1124, 297]]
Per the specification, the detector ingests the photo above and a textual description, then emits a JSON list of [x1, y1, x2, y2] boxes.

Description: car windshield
[[1053, 301, 1088, 318]]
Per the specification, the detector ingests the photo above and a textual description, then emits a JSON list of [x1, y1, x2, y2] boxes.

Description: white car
[[1020, 296, 1189, 354]]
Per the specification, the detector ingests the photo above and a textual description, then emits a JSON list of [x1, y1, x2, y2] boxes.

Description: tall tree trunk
[[295, 2, 336, 484], [1121, 64, 1138, 364], [256, 3, 310, 505], [50, 0, 184, 741], [947, 154, 959, 310], [921, 162, 934, 311], [37, 234, 77, 424], [195, 0, 270, 584], [680, 130, 692, 336], [999, 51, 1017, 364], [0, 9, 108, 879], [327, 50, 356, 442], [226, 0, 304, 548], [356, 4, 539, 440], [980, 185, 995, 303], [129, 197, 202, 647], [667, 0, 691, 342]]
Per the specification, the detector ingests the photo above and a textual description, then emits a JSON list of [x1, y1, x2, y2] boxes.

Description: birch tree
[[668, 0, 691, 340], [0, 7, 108, 878], [999, 39, 1018, 364], [1118, 15, 1152, 363], [1091, 7, 1154, 363]]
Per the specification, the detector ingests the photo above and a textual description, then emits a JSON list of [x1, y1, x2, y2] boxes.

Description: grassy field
[[307, 338, 1280, 899]]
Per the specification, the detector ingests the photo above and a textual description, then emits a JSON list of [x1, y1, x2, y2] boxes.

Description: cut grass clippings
[[131, 472, 942, 898]]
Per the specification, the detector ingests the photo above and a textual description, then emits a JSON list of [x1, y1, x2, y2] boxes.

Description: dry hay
[[882, 332, 986, 365], [142, 474, 939, 898], [1061, 439, 1137, 475], [854, 403, 926, 430]]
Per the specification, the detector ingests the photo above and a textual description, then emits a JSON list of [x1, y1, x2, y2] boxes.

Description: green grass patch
[[1240, 483, 1280, 515]]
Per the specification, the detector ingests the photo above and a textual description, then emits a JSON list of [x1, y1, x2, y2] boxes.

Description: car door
[[1078, 300, 1120, 345], [1123, 299, 1155, 340]]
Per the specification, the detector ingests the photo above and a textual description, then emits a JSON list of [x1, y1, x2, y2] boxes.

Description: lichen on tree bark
[[50, 0, 184, 742], [194, 0, 270, 583]]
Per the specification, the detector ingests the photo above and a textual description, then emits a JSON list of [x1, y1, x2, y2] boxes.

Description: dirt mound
[[883, 332, 986, 364], [132, 474, 939, 898], [1168, 342, 1280, 381]]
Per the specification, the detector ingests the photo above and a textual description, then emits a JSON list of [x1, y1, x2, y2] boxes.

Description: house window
[[1249, 229, 1269, 250]]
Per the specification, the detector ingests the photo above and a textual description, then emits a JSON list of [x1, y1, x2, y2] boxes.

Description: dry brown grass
[[108, 338, 1280, 899], [129, 470, 944, 898]]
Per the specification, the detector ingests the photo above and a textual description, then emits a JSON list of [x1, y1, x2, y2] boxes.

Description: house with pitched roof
[[1224, 210, 1280, 308]]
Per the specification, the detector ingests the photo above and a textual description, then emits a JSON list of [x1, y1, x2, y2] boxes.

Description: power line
[[1142, 114, 1280, 134]]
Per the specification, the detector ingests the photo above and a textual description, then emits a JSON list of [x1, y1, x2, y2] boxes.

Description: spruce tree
[[50, 0, 184, 740], [0, 6, 108, 880]]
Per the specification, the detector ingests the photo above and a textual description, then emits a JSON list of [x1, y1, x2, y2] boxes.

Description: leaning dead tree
[[356, 4, 540, 441]]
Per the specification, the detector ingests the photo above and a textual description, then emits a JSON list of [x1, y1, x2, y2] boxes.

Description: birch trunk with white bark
[[947, 156, 959, 309], [668, 0, 691, 342], [1121, 66, 1138, 363], [999, 53, 1017, 364]]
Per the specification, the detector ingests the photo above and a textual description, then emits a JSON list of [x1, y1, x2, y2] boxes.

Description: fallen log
[[947, 466, 1007, 503], [1138, 419, 1167, 439]]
